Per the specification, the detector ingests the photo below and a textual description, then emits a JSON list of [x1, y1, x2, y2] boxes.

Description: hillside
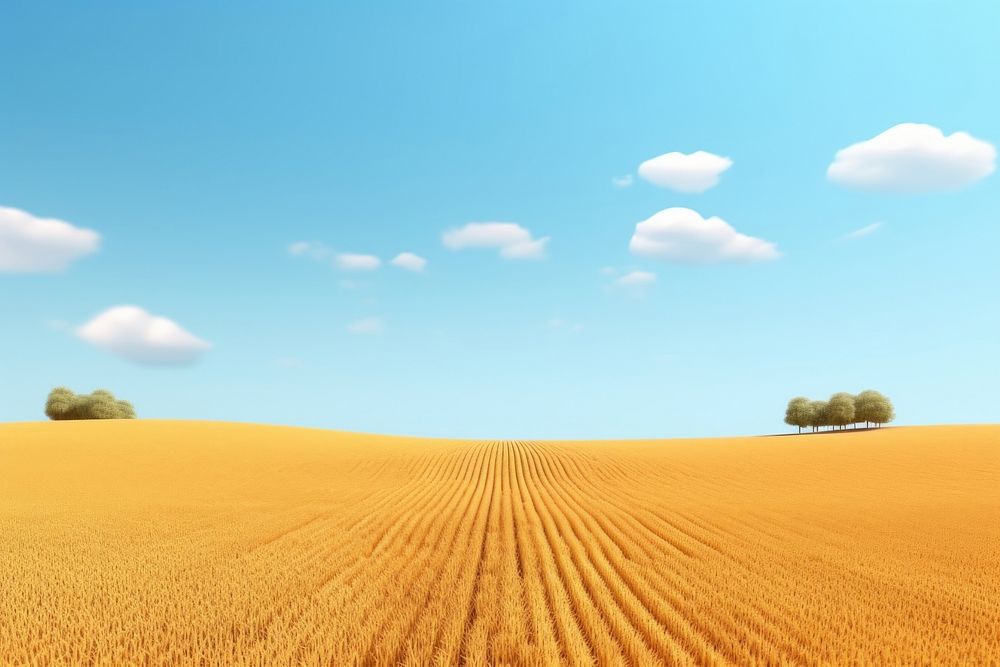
[[1, 421, 997, 665]]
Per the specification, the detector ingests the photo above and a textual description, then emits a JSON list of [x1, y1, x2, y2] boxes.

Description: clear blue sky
[[3, 1, 998, 438]]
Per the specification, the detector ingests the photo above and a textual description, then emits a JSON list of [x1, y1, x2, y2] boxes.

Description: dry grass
[[1, 421, 997, 665]]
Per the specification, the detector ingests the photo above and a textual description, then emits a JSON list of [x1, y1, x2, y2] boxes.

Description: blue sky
[[2, 1, 999, 438]]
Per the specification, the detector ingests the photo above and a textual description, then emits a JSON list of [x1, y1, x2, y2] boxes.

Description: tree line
[[784, 390, 894, 433], [45, 387, 136, 420]]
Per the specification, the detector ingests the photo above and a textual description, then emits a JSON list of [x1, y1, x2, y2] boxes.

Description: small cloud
[[336, 253, 381, 271], [287, 241, 331, 260], [289, 242, 382, 271], [76, 305, 211, 366], [637, 151, 733, 193], [842, 222, 883, 240], [602, 267, 655, 296], [630, 207, 779, 263], [391, 252, 427, 272], [827, 123, 995, 192], [0, 206, 100, 273], [276, 356, 303, 369], [612, 174, 634, 188], [616, 270, 656, 286], [442, 222, 549, 260], [348, 317, 383, 335]]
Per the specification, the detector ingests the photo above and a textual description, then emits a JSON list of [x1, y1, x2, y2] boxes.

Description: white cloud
[[287, 240, 330, 259], [335, 253, 381, 271], [442, 222, 549, 260], [827, 123, 995, 192], [601, 267, 655, 296], [612, 174, 634, 188], [0, 206, 100, 273], [629, 207, 780, 263], [637, 151, 733, 193], [500, 237, 549, 260], [391, 252, 427, 272], [76, 306, 210, 366], [348, 317, 383, 335], [288, 242, 382, 271], [842, 222, 883, 240], [616, 270, 656, 286]]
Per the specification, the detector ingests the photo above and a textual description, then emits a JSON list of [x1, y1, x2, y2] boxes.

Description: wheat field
[[0, 421, 997, 666]]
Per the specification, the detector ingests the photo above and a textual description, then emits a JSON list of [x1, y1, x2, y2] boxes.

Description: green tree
[[869, 393, 894, 427], [116, 400, 137, 419], [44, 387, 76, 420], [855, 390, 879, 428], [87, 394, 122, 419], [854, 390, 896, 428], [826, 392, 856, 430], [784, 396, 813, 434], [808, 400, 829, 432], [44, 387, 137, 420]]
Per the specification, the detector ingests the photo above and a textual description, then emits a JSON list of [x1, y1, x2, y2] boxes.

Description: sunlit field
[[1, 421, 997, 665]]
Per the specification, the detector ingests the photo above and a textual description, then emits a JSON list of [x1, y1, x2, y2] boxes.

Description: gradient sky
[[3, 1, 999, 438]]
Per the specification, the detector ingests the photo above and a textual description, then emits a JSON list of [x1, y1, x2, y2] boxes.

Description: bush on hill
[[785, 390, 893, 433], [45, 387, 136, 420]]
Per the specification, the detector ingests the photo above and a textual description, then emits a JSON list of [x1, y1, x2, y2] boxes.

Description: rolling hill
[[1, 421, 997, 665]]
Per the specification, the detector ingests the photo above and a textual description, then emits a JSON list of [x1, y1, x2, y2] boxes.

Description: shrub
[[44, 387, 137, 420]]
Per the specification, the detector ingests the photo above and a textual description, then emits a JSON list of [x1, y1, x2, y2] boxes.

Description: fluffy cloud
[[348, 317, 383, 335], [442, 222, 549, 260], [76, 306, 211, 366], [611, 174, 634, 188], [0, 206, 100, 273], [842, 222, 883, 240], [827, 123, 995, 192], [637, 151, 733, 193], [629, 207, 780, 263], [335, 253, 381, 271], [616, 270, 656, 286], [391, 252, 427, 272]]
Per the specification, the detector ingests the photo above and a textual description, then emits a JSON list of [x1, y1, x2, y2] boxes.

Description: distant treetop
[[45, 387, 136, 421], [784, 391, 893, 433]]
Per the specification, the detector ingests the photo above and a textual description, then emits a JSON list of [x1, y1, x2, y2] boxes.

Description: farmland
[[1, 421, 997, 665]]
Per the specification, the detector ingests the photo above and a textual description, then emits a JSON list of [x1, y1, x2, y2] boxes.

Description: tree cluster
[[784, 390, 894, 433], [45, 387, 137, 421]]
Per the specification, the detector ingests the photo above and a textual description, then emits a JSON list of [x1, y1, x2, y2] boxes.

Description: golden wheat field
[[1, 422, 998, 666]]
